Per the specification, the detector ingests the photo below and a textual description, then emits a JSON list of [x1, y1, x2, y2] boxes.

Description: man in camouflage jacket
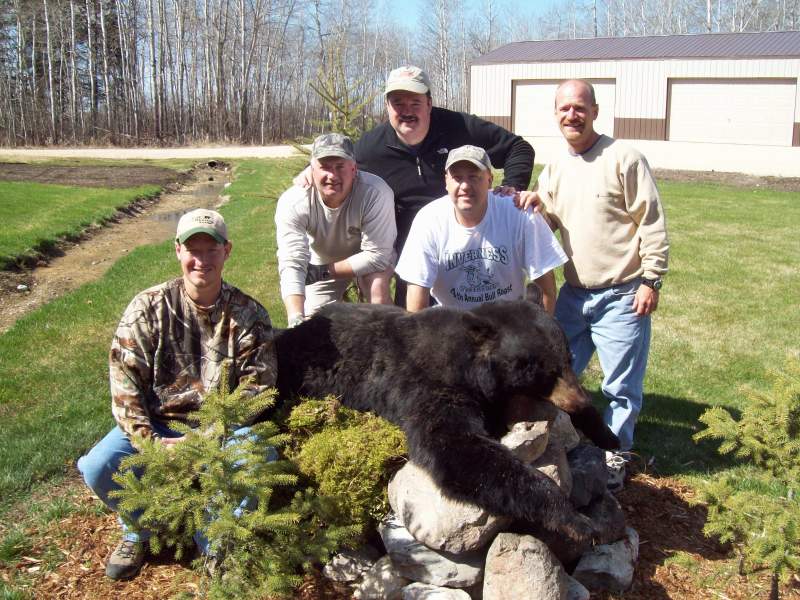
[[78, 208, 276, 580]]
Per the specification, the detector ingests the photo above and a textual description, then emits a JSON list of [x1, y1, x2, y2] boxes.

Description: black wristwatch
[[641, 277, 663, 291], [305, 263, 331, 285]]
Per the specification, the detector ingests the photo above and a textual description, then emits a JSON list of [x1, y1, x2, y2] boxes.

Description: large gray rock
[[565, 575, 590, 600], [483, 533, 568, 600], [354, 555, 410, 600], [379, 514, 485, 588], [572, 526, 639, 593], [323, 545, 381, 582], [402, 582, 473, 599], [500, 421, 549, 462], [580, 491, 626, 545], [531, 441, 573, 497], [567, 444, 607, 508], [389, 462, 510, 554], [504, 402, 581, 452]]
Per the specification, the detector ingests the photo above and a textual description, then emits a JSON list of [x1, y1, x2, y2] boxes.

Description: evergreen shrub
[[694, 357, 800, 598]]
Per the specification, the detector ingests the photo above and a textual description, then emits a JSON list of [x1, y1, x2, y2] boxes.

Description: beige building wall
[[470, 58, 800, 175]]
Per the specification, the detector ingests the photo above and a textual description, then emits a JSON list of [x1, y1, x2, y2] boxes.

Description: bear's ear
[[525, 282, 544, 307], [462, 311, 498, 347]]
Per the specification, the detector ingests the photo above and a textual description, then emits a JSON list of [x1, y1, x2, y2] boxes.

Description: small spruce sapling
[[694, 357, 800, 600], [110, 366, 309, 597]]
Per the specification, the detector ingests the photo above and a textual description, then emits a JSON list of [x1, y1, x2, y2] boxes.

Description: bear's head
[[463, 284, 588, 415]]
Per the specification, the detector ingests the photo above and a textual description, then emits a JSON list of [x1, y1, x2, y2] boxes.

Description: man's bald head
[[555, 79, 597, 108], [554, 79, 600, 154]]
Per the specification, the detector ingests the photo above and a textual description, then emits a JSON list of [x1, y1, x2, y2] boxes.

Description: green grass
[[0, 530, 30, 566], [581, 180, 800, 475], [0, 159, 797, 517], [0, 181, 161, 267], [0, 158, 304, 507]]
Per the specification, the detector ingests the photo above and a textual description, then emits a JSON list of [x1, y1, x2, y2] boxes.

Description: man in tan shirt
[[520, 79, 669, 489]]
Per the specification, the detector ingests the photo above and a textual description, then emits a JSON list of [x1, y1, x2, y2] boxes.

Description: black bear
[[273, 285, 619, 549]]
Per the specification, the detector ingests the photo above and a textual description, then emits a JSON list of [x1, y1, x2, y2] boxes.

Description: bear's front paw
[[563, 511, 597, 548]]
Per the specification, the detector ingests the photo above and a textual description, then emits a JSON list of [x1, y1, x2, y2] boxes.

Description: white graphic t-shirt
[[396, 192, 567, 309]]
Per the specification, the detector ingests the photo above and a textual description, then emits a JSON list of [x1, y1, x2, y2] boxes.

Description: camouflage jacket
[[109, 277, 276, 444]]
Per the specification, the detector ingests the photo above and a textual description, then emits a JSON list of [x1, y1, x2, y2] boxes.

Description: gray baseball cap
[[445, 145, 493, 172], [311, 133, 355, 161], [385, 65, 431, 95], [176, 209, 228, 244]]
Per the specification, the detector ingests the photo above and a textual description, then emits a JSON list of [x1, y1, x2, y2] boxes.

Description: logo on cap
[[176, 209, 228, 244]]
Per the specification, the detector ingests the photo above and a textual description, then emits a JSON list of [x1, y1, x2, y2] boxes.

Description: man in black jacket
[[296, 66, 534, 306], [357, 66, 534, 257]]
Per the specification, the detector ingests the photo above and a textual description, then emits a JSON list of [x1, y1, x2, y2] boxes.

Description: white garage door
[[513, 79, 616, 138], [668, 78, 796, 146]]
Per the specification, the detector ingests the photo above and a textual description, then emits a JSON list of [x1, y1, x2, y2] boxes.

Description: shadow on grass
[[587, 391, 741, 478]]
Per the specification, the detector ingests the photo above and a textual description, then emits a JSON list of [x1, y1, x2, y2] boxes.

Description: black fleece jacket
[[354, 107, 534, 249]]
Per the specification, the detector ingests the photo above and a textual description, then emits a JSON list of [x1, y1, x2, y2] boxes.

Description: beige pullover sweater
[[537, 135, 669, 289]]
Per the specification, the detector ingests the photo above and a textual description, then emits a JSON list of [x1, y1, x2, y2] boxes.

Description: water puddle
[[0, 163, 232, 333]]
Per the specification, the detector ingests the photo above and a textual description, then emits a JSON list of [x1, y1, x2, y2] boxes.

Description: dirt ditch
[[0, 162, 232, 333]]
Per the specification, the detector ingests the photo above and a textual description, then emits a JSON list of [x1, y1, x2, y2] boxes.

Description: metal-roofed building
[[470, 31, 800, 176]]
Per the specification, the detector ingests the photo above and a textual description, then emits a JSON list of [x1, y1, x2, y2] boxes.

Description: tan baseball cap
[[445, 145, 493, 172], [176, 209, 228, 244], [384, 65, 431, 95], [311, 133, 355, 161]]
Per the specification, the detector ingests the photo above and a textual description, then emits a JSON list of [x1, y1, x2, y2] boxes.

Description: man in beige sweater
[[521, 79, 669, 489]]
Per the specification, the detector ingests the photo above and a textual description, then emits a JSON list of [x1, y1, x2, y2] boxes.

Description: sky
[[386, 0, 554, 35]]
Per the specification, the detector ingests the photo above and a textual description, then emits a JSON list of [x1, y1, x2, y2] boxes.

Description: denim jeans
[[555, 279, 651, 451], [77, 422, 274, 553]]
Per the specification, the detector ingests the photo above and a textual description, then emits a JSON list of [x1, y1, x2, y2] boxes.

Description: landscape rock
[[402, 582, 473, 599], [565, 575, 590, 600], [483, 533, 568, 600], [567, 444, 607, 508], [572, 526, 639, 593], [379, 514, 485, 588], [504, 402, 581, 452], [500, 421, 549, 462], [354, 555, 410, 600], [323, 545, 382, 582], [532, 441, 572, 497], [389, 462, 510, 554]]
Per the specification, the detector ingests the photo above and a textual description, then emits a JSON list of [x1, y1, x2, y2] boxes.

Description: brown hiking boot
[[105, 539, 146, 580]]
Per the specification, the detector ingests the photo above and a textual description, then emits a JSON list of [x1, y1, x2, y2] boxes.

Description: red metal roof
[[472, 31, 800, 64]]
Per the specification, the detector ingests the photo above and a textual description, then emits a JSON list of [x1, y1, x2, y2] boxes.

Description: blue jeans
[[77, 422, 274, 553], [555, 280, 651, 451]]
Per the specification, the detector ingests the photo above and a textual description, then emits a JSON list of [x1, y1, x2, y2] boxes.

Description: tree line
[[0, 0, 797, 147]]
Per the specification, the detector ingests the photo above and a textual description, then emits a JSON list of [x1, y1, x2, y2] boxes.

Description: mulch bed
[[5, 474, 799, 599]]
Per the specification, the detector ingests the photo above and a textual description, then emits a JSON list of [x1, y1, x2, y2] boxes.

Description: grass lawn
[[0, 159, 797, 595], [0, 181, 161, 268], [0, 158, 304, 507]]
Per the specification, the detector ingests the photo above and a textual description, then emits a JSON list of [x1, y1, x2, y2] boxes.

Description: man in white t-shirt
[[395, 145, 566, 313], [275, 133, 397, 326]]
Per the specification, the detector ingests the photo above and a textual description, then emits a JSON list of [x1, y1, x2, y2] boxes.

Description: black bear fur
[[272, 284, 619, 551]]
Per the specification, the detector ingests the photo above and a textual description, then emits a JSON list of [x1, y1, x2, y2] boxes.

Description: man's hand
[[287, 313, 306, 328], [515, 190, 543, 212], [292, 165, 313, 189], [160, 435, 186, 449], [305, 263, 331, 285], [493, 185, 517, 196], [633, 285, 659, 316]]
